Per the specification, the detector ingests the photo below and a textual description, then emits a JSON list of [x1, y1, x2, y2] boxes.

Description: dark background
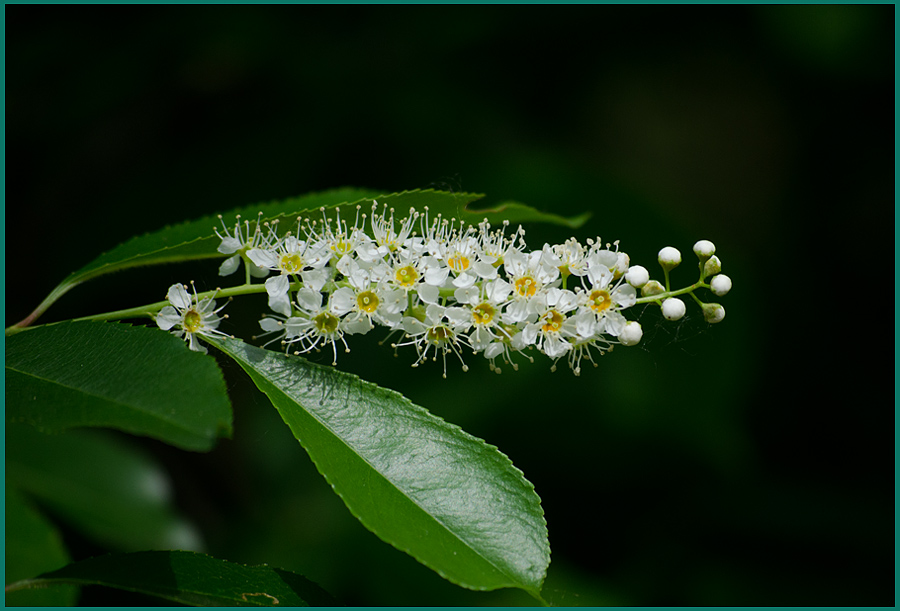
[[6, 6, 894, 606]]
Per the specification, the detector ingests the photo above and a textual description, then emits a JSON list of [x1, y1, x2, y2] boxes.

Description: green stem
[[634, 281, 709, 305], [5, 282, 281, 337]]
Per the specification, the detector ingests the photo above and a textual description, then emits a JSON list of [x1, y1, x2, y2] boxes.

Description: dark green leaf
[[11, 551, 337, 607], [7, 425, 202, 552], [6, 321, 232, 451], [208, 336, 550, 597], [5, 484, 78, 606]]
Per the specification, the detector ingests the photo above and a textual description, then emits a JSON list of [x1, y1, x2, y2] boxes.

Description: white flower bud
[[619, 321, 643, 346], [703, 255, 722, 277], [710, 274, 732, 297], [661, 297, 686, 321], [692, 240, 716, 260], [702, 303, 725, 324], [625, 265, 650, 288], [641, 280, 664, 297], [658, 246, 681, 271]]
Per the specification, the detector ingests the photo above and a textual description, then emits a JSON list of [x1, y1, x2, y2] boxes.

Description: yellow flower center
[[183, 310, 202, 333], [357, 291, 379, 314], [541, 310, 565, 334], [588, 289, 612, 312], [514, 275, 538, 298], [331, 239, 354, 256], [426, 325, 452, 343], [395, 265, 419, 288], [472, 302, 495, 325], [280, 253, 304, 273], [314, 312, 340, 334], [447, 254, 470, 273]]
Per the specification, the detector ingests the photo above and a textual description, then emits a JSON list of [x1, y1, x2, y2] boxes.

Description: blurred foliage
[[6, 6, 893, 606]]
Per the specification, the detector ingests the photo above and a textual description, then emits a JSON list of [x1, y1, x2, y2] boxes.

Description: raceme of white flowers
[[155, 203, 733, 376]]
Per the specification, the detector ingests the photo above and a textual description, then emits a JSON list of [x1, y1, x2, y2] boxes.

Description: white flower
[[331, 257, 405, 331], [522, 288, 580, 359], [304, 205, 373, 260], [452, 278, 513, 352], [394, 304, 470, 378], [247, 226, 331, 316], [156, 283, 228, 353], [283, 288, 352, 365], [368, 202, 420, 256], [579, 258, 636, 336], [214, 212, 271, 278], [503, 249, 560, 323]]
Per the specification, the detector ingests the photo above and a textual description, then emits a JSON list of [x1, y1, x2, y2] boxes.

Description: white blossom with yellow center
[[156, 283, 229, 354]]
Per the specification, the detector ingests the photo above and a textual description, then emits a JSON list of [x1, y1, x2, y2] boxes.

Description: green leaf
[[208, 336, 550, 597], [9, 551, 338, 607], [6, 321, 232, 451], [7, 425, 203, 552], [5, 484, 78, 606]]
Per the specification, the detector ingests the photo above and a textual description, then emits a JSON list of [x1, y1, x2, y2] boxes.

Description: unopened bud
[[703, 255, 722, 277], [702, 303, 726, 323], [661, 297, 686, 321], [710, 274, 732, 297], [619, 321, 643, 346], [692, 240, 716, 261], [641, 280, 665, 297], [625, 265, 650, 288], [658, 246, 681, 271]]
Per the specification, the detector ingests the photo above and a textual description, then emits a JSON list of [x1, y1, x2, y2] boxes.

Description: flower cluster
[[156, 202, 733, 376]]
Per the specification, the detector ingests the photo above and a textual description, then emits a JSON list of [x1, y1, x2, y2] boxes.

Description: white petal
[[505, 299, 531, 323], [602, 311, 627, 337], [453, 286, 479, 305], [217, 236, 242, 255], [451, 272, 477, 289], [268, 292, 293, 317], [484, 342, 505, 359], [424, 265, 450, 287], [344, 318, 374, 335], [167, 284, 192, 310], [249, 262, 270, 278], [445, 306, 471, 328], [301, 269, 330, 292], [187, 333, 208, 353], [485, 278, 511, 303], [259, 317, 283, 332], [295, 288, 322, 312], [265, 274, 290, 297], [331, 288, 356, 315], [473, 261, 498, 279], [247, 248, 278, 269], [156, 307, 181, 330], [613, 284, 637, 308], [417, 283, 440, 305], [218, 255, 241, 276], [522, 323, 539, 346]]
